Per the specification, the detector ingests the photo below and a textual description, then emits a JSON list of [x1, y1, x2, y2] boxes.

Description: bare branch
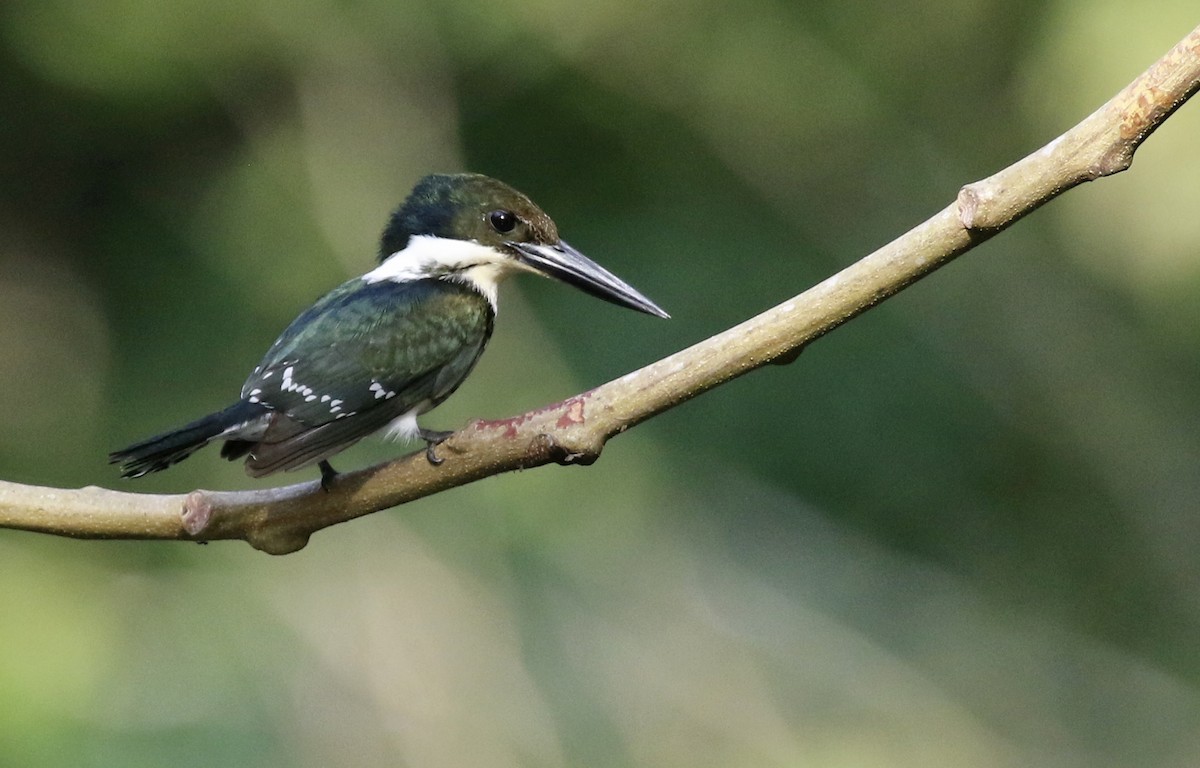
[[3, 24, 1198, 554]]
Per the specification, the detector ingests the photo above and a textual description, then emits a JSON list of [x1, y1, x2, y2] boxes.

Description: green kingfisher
[[110, 173, 668, 485]]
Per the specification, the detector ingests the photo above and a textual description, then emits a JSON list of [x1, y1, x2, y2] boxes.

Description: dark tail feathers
[[109, 400, 265, 478]]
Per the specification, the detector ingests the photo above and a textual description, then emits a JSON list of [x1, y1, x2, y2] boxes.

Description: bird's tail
[[109, 400, 265, 478]]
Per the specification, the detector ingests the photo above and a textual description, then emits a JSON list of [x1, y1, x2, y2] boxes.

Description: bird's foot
[[418, 428, 454, 466], [318, 460, 339, 492]]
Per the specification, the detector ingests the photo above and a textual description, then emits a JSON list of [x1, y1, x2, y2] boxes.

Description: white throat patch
[[362, 234, 523, 308]]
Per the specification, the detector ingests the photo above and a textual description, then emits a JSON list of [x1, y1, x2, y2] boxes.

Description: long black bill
[[509, 240, 670, 319]]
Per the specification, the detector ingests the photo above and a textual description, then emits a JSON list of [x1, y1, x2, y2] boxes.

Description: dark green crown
[[379, 173, 560, 261]]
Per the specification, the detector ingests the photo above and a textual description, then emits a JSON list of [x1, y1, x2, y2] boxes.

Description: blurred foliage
[[2, 0, 1200, 766]]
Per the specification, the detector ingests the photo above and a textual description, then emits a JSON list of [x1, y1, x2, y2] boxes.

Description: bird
[[110, 173, 668, 487]]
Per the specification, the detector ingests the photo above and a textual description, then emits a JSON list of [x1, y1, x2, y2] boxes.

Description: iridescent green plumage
[[226, 277, 493, 476]]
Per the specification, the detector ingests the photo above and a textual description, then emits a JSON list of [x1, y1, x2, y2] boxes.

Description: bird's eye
[[489, 210, 517, 234]]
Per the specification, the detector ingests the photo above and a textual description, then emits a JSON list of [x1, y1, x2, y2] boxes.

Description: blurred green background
[[2, 1, 1200, 765]]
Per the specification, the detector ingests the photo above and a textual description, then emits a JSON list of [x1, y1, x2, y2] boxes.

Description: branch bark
[[3, 25, 1199, 554]]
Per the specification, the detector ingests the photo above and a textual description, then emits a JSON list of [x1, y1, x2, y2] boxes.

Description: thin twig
[[2, 24, 1198, 554]]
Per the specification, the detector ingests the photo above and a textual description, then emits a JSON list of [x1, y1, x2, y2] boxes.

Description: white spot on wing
[[217, 415, 269, 440]]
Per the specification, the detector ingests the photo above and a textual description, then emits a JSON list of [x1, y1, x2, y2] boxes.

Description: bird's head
[[375, 173, 668, 318]]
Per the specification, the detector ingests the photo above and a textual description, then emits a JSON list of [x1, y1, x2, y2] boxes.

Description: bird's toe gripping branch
[[418, 428, 455, 465], [318, 460, 339, 491]]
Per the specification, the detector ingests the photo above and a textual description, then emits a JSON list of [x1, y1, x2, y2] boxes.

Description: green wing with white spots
[[237, 276, 493, 473]]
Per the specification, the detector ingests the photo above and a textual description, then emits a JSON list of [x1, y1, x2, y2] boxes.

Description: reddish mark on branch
[[1120, 85, 1168, 140], [557, 397, 586, 428], [182, 491, 212, 536], [473, 392, 594, 438]]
